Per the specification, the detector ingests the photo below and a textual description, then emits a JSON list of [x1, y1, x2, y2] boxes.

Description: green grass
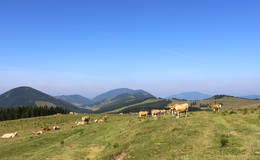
[[1, 109, 260, 160]]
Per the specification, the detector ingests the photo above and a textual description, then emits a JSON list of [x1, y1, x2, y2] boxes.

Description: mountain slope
[[168, 92, 211, 100], [92, 92, 155, 113], [55, 95, 93, 107], [93, 88, 154, 102], [0, 86, 91, 113]]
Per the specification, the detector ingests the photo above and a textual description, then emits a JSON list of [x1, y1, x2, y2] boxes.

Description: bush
[[220, 135, 229, 147], [113, 143, 119, 148], [229, 110, 236, 114], [243, 109, 248, 115]]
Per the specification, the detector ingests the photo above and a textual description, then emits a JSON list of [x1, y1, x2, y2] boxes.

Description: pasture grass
[[1, 109, 260, 160]]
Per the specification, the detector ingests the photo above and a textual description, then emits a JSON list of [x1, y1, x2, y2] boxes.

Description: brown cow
[[212, 104, 222, 112], [103, 116, 108, 122], [32, 131, 43, 135], [95, 119, 104, 123], [82, 116, 90, 124], [160, 109, 167, 115], [139, 111, 148, 117], [43, 128, 51, 131], [172, 103, 189, 118], [151, 110, 161, 117]]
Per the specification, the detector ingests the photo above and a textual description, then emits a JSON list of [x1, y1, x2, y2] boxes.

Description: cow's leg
[[213, 109, 215, 112], [176, 112, 180, 118], [185, 110, 188, 118], [218, 109, 219, 112]]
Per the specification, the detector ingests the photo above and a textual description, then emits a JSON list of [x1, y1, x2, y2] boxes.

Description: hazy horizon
[[1, 1, 260, 98]]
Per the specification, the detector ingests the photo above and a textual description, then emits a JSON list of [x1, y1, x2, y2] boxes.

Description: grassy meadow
[[1, 108, 260, 160]]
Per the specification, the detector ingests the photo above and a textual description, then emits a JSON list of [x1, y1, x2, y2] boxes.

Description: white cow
[[1, 132, 18, 139]]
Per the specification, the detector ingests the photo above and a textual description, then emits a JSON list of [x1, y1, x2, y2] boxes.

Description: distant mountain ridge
[[93, 91, 155, 113], [168, 92, 212, 100], [241, 95, 260, 100], [0, 86, 91, 113], [92, 88, 154, 102], [55, 95, 93, 107]]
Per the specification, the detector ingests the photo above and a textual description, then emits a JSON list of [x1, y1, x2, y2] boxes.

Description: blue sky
[[0, 0, 260, 98]]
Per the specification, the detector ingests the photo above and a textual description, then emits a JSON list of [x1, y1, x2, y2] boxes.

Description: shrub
[[113, 143, 119, 148], [243, 109, 248, 115], [229, 110, 236, 114], [220, 135, 229, 147]]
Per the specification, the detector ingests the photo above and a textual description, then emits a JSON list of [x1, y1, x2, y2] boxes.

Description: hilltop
[[92, 88, 154, 102], [0, 87, 91, 113]]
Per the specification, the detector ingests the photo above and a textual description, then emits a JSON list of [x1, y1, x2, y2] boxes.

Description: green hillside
[[107, 96, 260, 114], [55, 95, 93, 107], [92, 88, 154, 103], [91, 93, 154, 113], [189, 95, 260, 110], [0, 87, 91, 113], [1, 108, 260, 160]]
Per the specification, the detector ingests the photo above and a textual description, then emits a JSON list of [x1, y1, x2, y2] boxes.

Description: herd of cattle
[[139, 103, 222, 118], [1, 103, 222, 139]]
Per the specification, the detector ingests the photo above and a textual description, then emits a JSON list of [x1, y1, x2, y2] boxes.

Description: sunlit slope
[[1, 108, 260, 160], [107, 96, 260, 113]]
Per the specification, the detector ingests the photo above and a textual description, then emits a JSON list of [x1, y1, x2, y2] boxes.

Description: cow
[[151, 110, 161, 117], [171, 103, 189, 118], [76, 121, 85, 126], [1, 132, 18, 139], [82, 116, 90, 124], [103, 116, 108, 122], [160, 109, 167, 115], [53, 126, 60, 130], [95, 119, 104, 123], [139, 111, 148, 117], [32, 131, 43, 135], [43, 128, 51, 131], [212, 104, 222, 112]]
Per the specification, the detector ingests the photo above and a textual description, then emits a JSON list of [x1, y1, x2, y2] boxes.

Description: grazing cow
[[69, 112, 74, 115], [82, 116, 90, 124], [103, 116, 108, 122], [43, 128, 51, 131], [151, 110, 161, 117], [212, 104, 222, 112], [172, 103, 189, 118], [119, 113, 123, 115], [139, 111, 148, 117], [160, 109, 167, 115], [1, 132, 18, 139], [76, 121, 85, 126], [53, 126, 60, 130], [95, 119, 104, 123], [32, 131, 43, 135]]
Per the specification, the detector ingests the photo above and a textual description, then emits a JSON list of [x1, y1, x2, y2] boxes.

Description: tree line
[[0, 106, 69, 121]]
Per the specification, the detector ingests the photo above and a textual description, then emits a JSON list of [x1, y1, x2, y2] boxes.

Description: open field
[[1, 108, 260, 160]]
